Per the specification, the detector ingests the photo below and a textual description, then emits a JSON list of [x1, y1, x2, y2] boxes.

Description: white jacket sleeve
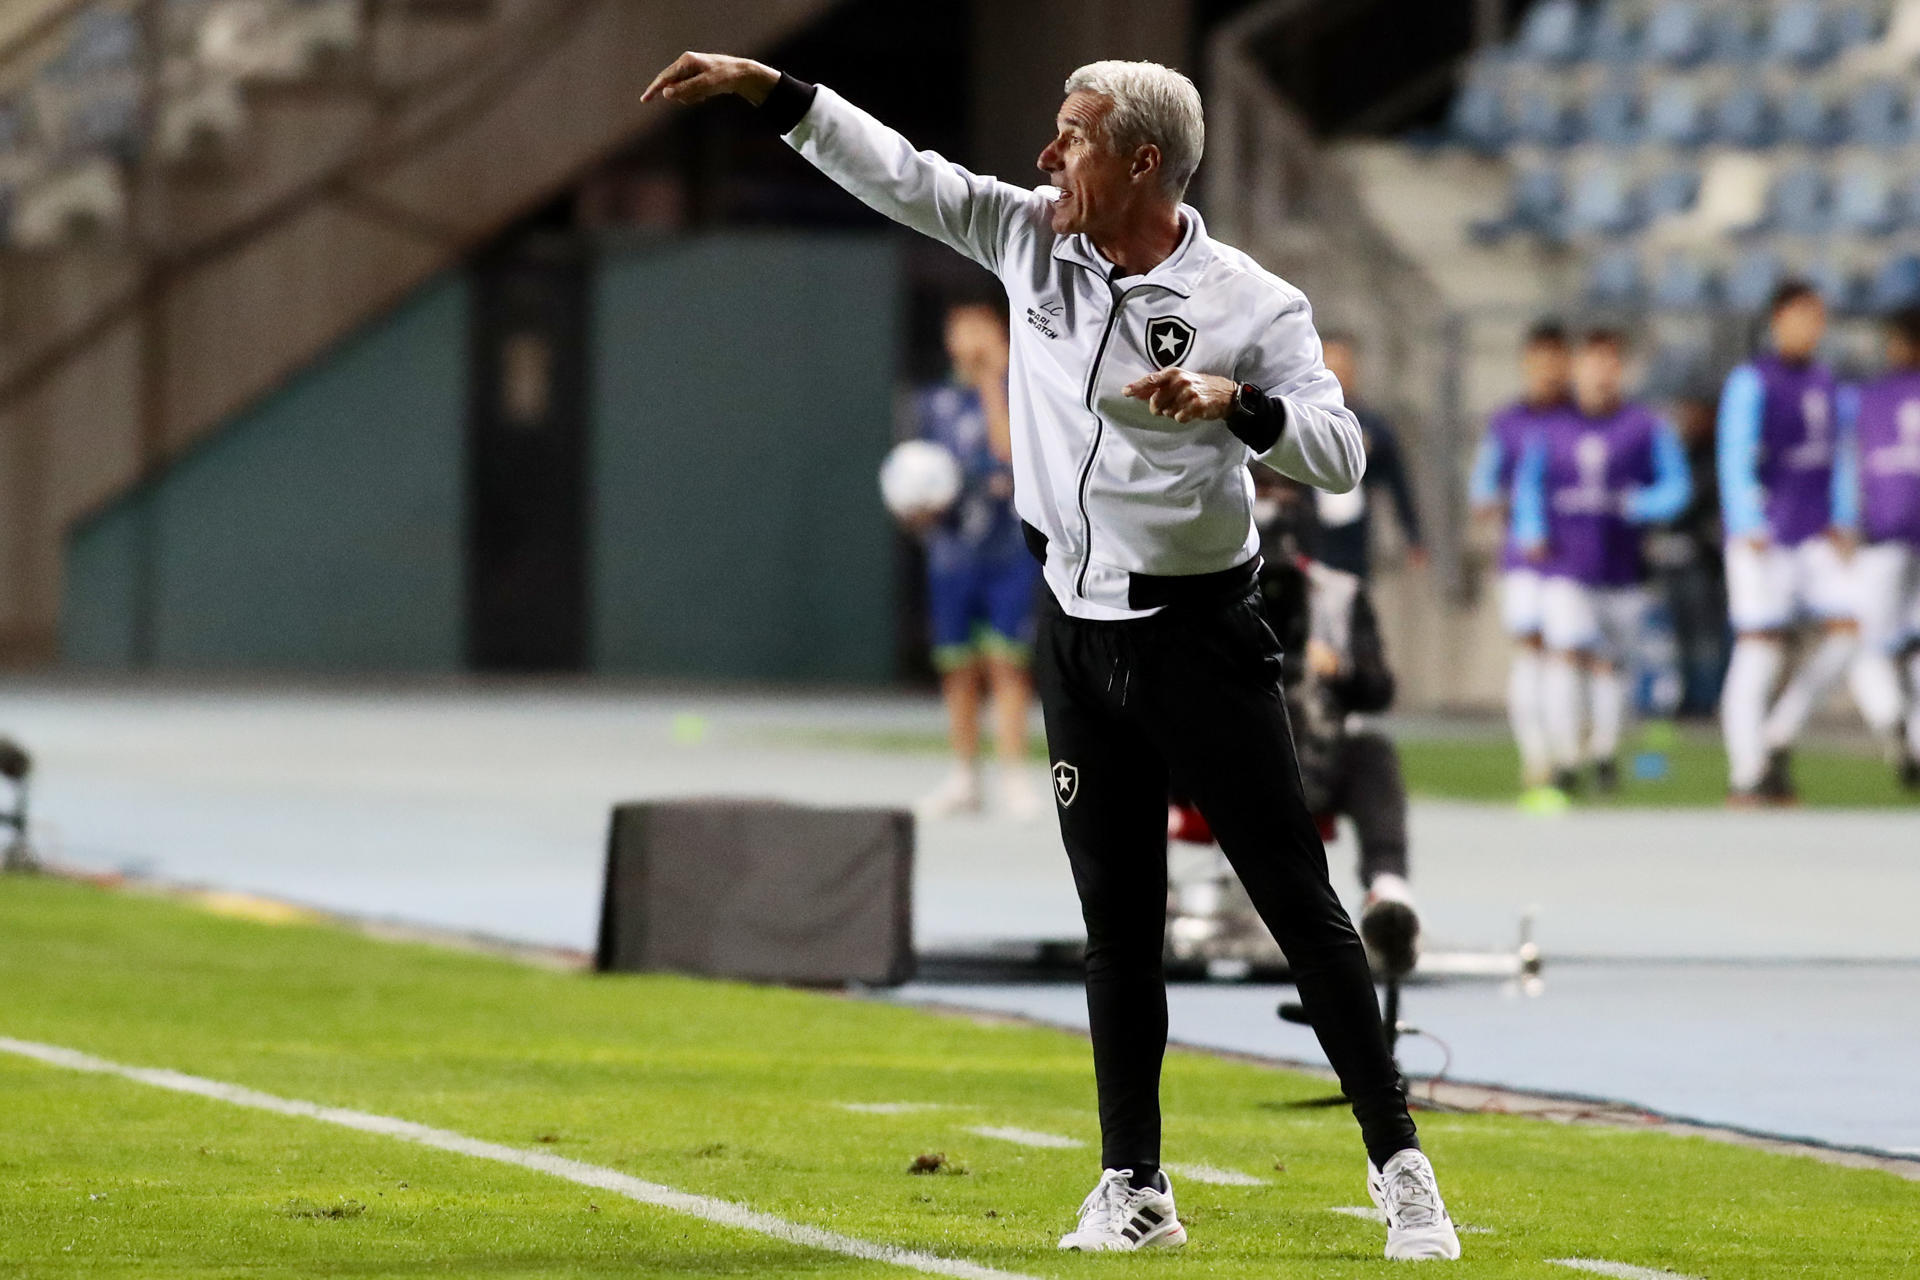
[[784, 86, 1038, 277], [1241, 296, 1367, 494]]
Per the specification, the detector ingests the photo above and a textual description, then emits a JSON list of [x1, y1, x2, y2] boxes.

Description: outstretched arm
[[645, 52, 1036, 276]]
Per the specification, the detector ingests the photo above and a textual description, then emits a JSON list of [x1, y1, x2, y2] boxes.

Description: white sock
[[1849, 649, 1906, 737], [1722, 637, 1783, 790], [1764, 629, 1860, 748], [1542, 656, 1585, 772], [1507, 646, 1551, 784], [1588, 665, 1626, 762]]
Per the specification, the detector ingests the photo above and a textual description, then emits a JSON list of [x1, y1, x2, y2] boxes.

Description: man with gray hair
[[643, 51, 1460, 1262]]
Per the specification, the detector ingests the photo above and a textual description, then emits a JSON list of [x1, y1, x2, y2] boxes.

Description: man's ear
[[1130, 144, 1162, 185]]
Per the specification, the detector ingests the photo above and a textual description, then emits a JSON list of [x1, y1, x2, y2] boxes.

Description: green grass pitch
[[0, 875, 1914, 1277], [769, 724, 1918, 809]]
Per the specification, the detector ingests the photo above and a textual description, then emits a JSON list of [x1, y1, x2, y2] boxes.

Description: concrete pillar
[[969, 0, 1195, 191]]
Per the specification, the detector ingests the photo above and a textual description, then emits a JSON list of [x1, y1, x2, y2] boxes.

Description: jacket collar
[[1050, 204, 1208, 298]]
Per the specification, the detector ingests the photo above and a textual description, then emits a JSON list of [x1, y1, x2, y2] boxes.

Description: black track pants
[[1034, 587, 1419, 1172], [1328, 729, 1411, 889]]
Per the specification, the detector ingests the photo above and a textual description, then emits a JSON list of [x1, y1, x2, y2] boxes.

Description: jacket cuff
[[1226, 384, 1287, 454], [760, 73, 818, 134]]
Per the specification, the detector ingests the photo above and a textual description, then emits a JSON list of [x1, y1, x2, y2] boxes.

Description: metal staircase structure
[[0, 0, 836, 662]]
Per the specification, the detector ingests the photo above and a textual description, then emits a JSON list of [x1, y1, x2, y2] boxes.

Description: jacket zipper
[[1074, 282, 1151, 599]]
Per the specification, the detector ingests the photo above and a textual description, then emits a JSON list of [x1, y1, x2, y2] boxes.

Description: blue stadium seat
[[1869, 254, 1920, 310], [1845, 81, 1909, 147], [1589, 7, 1642, 62], [58, 9, 138, 76], [1833, 161, 1899, 236], [1449, 76, 1509, 152], [1512, 84, 1582, 147], [1644, 166, 1702, 218], [1766, 1, 1837, 66], [1646, 0, 1711, 65], [1652, 252, 1716, 311], [1584, 81, 1641, 145], [1644, 343, 1711, 397], [1806, 258, 1865, 314], [1584, 247, 1643, 307], [1472, 166, 1566, 243], [1517, 0, 1590, 64], [1565, 164, 1642, 237], [1779, 85, 1838, 146], [1834, 3, 1884, 50], [1726, 249, 1786, 311], [1770, 165, 1830, 235], [1707, 6, 1760, 61], [1714, 85, 1777, 147], [1646, 78, 1709, 146]]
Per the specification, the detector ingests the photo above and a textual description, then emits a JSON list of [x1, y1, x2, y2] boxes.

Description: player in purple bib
[[1467, 322, 1571, 793], [1838, 306, 1920, 788], [1716, 282, 1861, 803], [1511, 329, 1690, 794]]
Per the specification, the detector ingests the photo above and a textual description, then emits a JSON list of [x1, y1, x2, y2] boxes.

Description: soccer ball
[[878, 440, 962, 519]]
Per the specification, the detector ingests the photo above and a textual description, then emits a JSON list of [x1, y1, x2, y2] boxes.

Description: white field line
[[1163, 1162, 1265, 1186], [0, 1037, 1038, 1280], [1328, 1206, 1494, 1235], [1550, 1261, 1704, 1280], [838, 1102, 947, 1115], [965, 1126, 1085, 1149]]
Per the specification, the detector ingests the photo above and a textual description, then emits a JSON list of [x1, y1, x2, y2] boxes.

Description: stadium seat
[[1472, 166, 1565, 243], [1513, 84, 1582, 147], [1868, 252, 1920, 309], [1644, 166, 1702, 219], [1647, 78, 1710, 146], [1651, 251, 1716, 310], [1707, 5, 1760, 61], [1517, 0, 1590, 64], [1714, 84, 1778, 147], [1726, 248, 1786, 311], [1844, 80, 1909, 146], [1832, 159, 1899, 235], [1766, 1, 1837, 66], [1806, 257, 1866, 314], [1589, 6, 1642, 62], [1769, 164, 1830, 235], [57, 9, 139, 77], [1779, 85, 1839, 145], [1833, 2, 1885, 50], [1448, 74, 1509, 152], [1584, 247, 1643, 306], [1646, 0, 1711, 65], [1644, 342, 1711, 397], [1584, 81, 1642, 145], [1565, 163, 1642, 237]]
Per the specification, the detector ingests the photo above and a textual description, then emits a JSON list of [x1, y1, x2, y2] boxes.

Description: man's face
[[1037, 91, 1141, 238], [1521, 341, 1570, 404], [944, 305, 1008, 377], [1772, 295, 1826, 359], [1322, 341, 1358, 400], [1572, 342, 1624, 412], [1886, 329, 1916, 369]]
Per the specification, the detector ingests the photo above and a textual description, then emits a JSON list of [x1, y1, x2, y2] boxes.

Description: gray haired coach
[[642, 51, 1462, 1262]]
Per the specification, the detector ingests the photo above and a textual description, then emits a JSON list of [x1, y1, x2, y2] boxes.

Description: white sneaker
[[1368, 1148, 1461, 1261], [915, 765, 981, 821], [1057, 1169, 1187, 1251], [997, 764, 1042, 822]]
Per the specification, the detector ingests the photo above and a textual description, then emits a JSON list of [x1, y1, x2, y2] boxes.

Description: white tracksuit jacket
[[783, 86, 1367, 620]]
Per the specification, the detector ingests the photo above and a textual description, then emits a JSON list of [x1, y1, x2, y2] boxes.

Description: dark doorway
[[465, 232, 591, 672]]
